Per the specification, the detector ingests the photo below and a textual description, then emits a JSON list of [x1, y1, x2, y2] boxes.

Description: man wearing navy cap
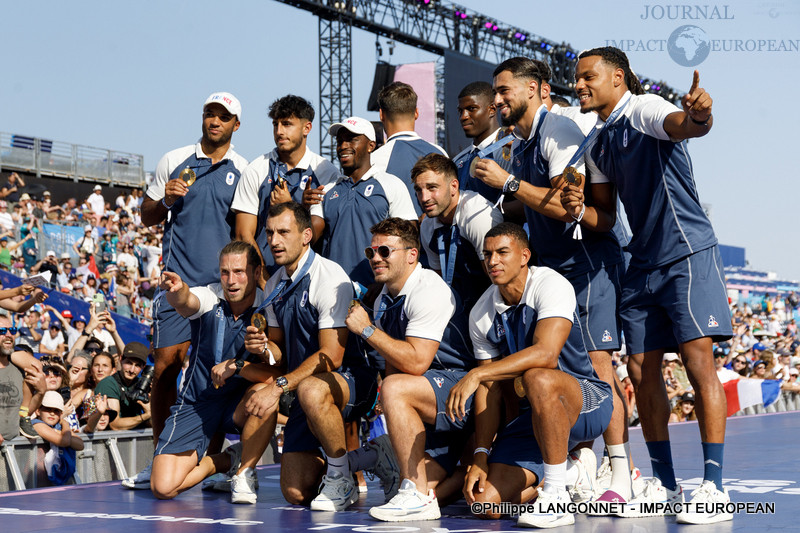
[[136, 92, 249, 489]]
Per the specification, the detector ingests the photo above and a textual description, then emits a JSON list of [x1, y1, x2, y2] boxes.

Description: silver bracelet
[[474, 446, 491, 456]]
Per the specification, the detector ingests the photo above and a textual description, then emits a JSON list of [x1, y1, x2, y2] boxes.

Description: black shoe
[[19, 415, 37, 439]]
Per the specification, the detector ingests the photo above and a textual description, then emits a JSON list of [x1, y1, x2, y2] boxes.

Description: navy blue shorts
[[565, 263, 624, 352], [489, 377, 612, 481], [284, 365, 380, 454], [155, 393, 243, 460], [153, 292, 192, 349], [423, 368, 473, 475], [620, 246, 733, 355]]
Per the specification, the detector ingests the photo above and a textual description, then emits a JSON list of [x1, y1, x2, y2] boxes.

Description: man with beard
[[562, 47, 732, 524], [134, 92, 249, 489], [451, 81, 516, 203], [233, 95, 339, 277], [414, 154, 502, 311], [241, 202, 375, 510], [150, 241, 277, 503], [93, 342, 151, 430], [472, 57, 633, 506], [308, 117, 417, 287]]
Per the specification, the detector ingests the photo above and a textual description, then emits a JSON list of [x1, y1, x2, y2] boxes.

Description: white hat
[[204, 92, 242, 119], [46, 250, 56, 257], [20, 193, 30, 201], [93, 185, 102, 191], [43, 190, 51, 196], [60, 252, 70, 259], [41, 390, 65, 412], [616, 364, 629, 381], [329, 116, 376, 142], [84, 224, 93, 232], [663, 352, 680, 362]]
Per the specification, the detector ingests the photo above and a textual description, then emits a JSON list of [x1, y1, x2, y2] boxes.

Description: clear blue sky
[[2, 1, 798, 279]]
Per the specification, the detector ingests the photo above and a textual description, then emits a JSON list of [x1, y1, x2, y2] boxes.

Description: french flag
[[723, 379, 782, 416]]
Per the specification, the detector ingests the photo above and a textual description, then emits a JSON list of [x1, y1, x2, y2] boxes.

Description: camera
[[123, 365, 154, 404]]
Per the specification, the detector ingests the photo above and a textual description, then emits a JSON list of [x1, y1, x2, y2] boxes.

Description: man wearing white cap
[[307, 116, 416, 287], [73, 225, 97, 257], [87, 184, 105, 224], [134, 92, 248, 490]]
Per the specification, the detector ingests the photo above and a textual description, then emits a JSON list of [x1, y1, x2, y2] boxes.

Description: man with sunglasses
[[307, 116, 417, 287], [0, 317, 44, 441], [343, 218, 475, 521], [138, 93, 249, 490]]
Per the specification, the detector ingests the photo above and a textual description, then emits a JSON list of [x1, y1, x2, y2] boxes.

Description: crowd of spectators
[[612, 292, 800, 425], [0, 172, 160, 323], [0, 173, 156, 480]]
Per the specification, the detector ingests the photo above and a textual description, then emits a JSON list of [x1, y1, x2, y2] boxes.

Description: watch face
[[507, 179, 520, 193]]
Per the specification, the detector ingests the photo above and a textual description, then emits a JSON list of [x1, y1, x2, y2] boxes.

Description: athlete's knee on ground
[[150, 476, 179, 500], [281, 481, 315, 506]]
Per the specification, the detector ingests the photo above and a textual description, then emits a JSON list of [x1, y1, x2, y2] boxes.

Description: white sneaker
[[676, 481, 733, 524], [369, 479, 441, 522], [231, 467, 257, 504], [631, 467, 645, 496], [121, 461, 152, 490], [367, 434, 400, 501], [203, 469, 258, 492], [567, 448, 596, 503], [618, 477, 684, 517], [310, 471, 359, 511], [517, 489, 575, 528]]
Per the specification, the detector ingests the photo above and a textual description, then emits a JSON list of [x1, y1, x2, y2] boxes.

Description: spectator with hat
[[39, 320, 67, 357], [93, 341, 150, 431], [669, 392, 697, 423], [0, 232, 33, 268], [32, 390, 84, 485], [30, 250, 60, 288], [73, 225, 97, 258], [87, 185, 105, 224]]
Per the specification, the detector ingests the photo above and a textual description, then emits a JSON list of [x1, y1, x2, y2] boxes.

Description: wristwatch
[[504, 175, 521, 196], [276, 376, 289, 393], [233, 358, 245, 375], [361, 324, 376, 340]]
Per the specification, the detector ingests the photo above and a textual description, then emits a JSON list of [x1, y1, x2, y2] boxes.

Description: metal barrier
[[0, 131, 145, 187], [732, 390, 800, 416], [0, 429, 280, 491]]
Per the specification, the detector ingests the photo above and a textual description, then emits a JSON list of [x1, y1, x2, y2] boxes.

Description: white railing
[[0, 131, 145, 187]]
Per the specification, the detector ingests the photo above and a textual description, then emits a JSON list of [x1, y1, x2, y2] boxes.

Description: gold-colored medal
[[179, 168, 196, 186]]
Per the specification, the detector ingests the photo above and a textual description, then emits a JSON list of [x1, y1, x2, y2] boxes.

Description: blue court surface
[[2, 411, 797, 532]]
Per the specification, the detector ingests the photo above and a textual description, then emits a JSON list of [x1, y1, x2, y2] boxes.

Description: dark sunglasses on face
[[364, 245, 412, 260], [86, 346, 102, 354], [0, 327, 18, 335], [43, 366, 63, 377]]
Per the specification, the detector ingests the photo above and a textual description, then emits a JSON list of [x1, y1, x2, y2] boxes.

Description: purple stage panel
[[1, 411, 797, 532]]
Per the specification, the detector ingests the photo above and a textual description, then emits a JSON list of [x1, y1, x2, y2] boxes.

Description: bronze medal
[[514, 376, 526, 398], [562, 166, 584, 187], [179, 168, 196, 187], [251, 313, 267, 333], [469, 156, 481, 177]]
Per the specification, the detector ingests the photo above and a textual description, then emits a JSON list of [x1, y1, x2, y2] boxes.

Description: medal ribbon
[[436, 225, 460, 286], [374, 293, 407, 324]]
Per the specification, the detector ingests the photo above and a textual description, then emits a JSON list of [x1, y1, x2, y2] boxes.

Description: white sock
[[542, 461, 567, 495], [607, 443, 632, 500], [347, 446, 377, 472], [326, 453, 350, 478], [565, 456, 580, 487]]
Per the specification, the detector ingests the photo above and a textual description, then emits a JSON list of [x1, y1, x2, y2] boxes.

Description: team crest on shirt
[[215, 307, 223, 318], [300, 291, 309, 308], [602, 330, 613, 343], [708, 315, 719, 328], [433, 377, 445, 388], [331, 191, 339, 199], [364, 184, 375, 197], [496, 322, 506, 338], [226, 172, 236, 185], [623, 130, 628, 148]]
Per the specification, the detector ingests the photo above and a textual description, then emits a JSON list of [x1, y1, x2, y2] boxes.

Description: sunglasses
[[364, 245, 412, 260], [43, 366, 63, 377], [86, 347, 102, 354], [0, 327, 18, 335]]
